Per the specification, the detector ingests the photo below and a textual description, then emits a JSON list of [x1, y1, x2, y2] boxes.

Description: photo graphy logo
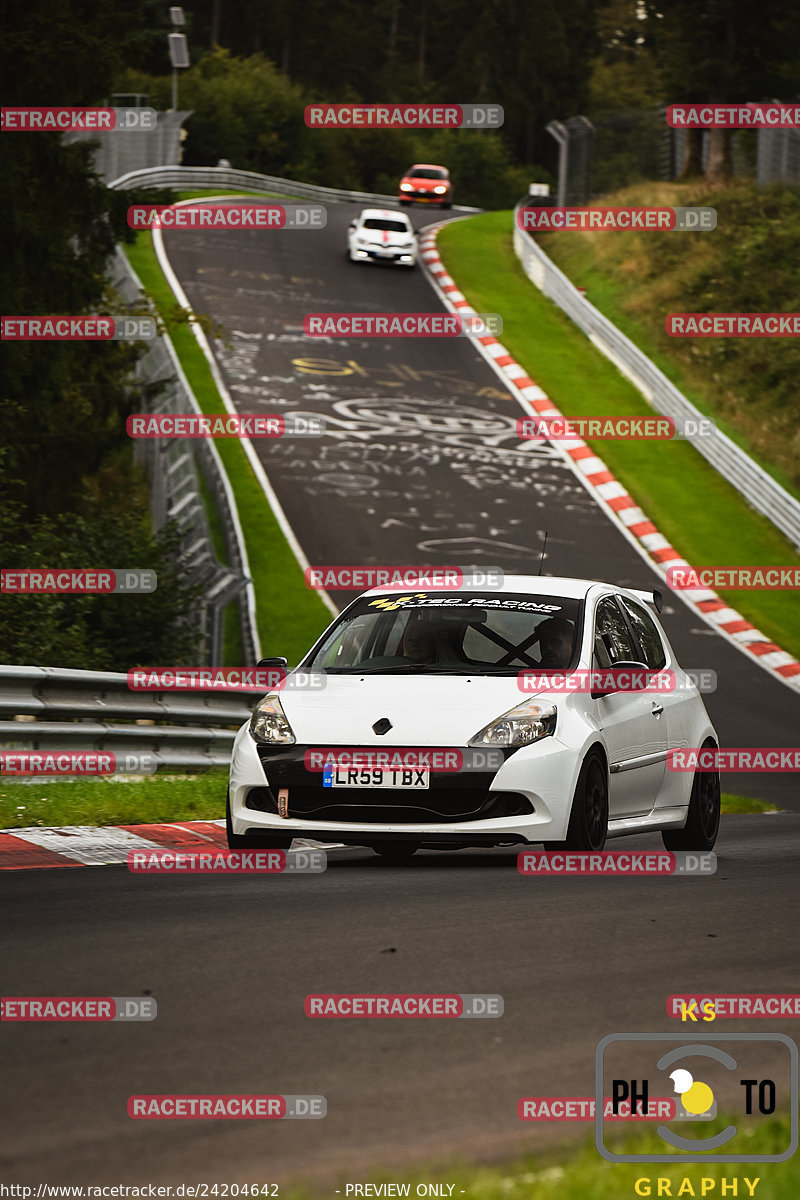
[[595, 1033, 798, 1162]]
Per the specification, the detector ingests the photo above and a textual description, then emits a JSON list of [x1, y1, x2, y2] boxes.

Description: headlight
[[249, 694, 296, 744], [433, 185, 448, 194], [468, 699, 556, 749], [400, 183, 413, 191]]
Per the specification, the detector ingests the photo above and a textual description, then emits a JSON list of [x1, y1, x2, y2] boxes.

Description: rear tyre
[[369, 842, 420, 862], [552, 752, 608, 851], [226, 789, 292, 850], [662, 744, 720, 851]]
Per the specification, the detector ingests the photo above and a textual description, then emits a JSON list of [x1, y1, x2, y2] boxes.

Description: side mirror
[[590, 661, 650, 699], [257, 657, 288, 669]]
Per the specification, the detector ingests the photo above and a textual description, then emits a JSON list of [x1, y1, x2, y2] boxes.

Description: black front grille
[[277, 788, 532, 824], [253, 745, 529, 824]]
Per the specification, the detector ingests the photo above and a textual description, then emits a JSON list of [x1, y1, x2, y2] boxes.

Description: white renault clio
[[227, 576, 721, 859], [346, 208, 417, 266]]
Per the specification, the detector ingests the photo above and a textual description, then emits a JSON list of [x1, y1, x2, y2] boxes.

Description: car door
[[592, 596, 667, 818], [617, 594, 688, 809]]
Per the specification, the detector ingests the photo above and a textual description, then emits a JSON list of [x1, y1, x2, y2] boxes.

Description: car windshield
[[407, 167, 446, 179], [305, 592, 582, 675], [362, 218, 409, 232]]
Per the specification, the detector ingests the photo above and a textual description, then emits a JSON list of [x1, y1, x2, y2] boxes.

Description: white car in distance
[[346, 208, 417, 267]]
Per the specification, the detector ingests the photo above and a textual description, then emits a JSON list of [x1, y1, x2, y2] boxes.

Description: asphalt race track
[[2, 201, 799, 1188], [162, 199, 800, 806], [2, 816, 798, 1186]]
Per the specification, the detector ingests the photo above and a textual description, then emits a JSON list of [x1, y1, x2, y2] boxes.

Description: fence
[[108, 164, 481, 211], [111, 248, 260, 666], [0, 666, 251, 770], [512, 205, 800, 552]]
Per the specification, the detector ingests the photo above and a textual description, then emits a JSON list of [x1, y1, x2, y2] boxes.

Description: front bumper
[[228, 724, 578, 845]]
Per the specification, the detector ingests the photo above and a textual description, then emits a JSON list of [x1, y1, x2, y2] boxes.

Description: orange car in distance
[[398, 164, 452, 208]]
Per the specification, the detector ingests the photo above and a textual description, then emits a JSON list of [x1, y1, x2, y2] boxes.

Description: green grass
[[125, 234, 331, 664], [0, 775, 775, 830], [0, 772, 228, 830], [437, 213, 800, 661], [721, 794, 780, 814], [267, 1115, 796, 1198]]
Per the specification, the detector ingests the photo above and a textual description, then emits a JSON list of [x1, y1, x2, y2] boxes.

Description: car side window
[[594, 598, 638, 665], [619, 598, 667, 669]]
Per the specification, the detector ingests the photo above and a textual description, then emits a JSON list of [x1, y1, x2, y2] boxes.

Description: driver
[[536, 616, 575, 668], [401, 614, 439, 663]]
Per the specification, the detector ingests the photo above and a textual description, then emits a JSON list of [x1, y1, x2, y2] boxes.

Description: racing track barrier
[[513, 202, 800, 553], [112, 248, 260, 667], [0, 666, 252, 771], [107, 164, 481, 212]]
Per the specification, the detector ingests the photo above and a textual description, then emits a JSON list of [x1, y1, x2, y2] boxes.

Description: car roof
[[407, 163, 448, 172], [362, 575, 631, 600], [358, 208, 410, 220]]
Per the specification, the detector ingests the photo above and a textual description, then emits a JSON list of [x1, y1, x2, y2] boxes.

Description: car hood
[[279, 673, 553, 745], [404, 177, 443, 190]]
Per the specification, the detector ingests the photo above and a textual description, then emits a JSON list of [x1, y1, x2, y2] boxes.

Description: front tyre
[[662, 744, 720, 852], [226, 789, 292, 850], [552, 752, 608, 851]]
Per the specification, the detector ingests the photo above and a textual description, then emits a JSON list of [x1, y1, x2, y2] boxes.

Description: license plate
[[322, 767, 429, 789]]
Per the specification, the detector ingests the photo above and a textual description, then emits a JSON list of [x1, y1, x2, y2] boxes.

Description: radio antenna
[[537, 531, 548, 576]]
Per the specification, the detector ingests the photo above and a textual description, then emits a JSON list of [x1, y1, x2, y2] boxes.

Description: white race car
[[227, 576, 721, 860], [346, 208, 417, 266]]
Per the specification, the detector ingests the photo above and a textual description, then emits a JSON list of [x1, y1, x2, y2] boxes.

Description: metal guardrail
[[512, 204, 800, 551], [108, 164, 482, 212], [112, 249, 260, 665], [0, 667, 251, 771]]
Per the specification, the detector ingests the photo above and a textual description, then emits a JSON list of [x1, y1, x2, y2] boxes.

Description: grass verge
[[1, 772, 228, 830], [125, 232, 331, 664], [436, 213, 800, 661], [0, 779, 776, 831]]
